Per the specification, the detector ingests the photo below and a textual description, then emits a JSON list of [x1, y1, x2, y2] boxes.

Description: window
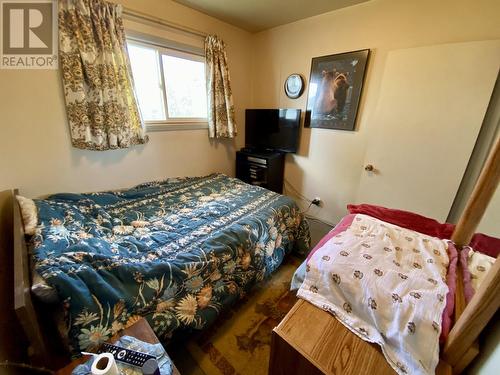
[[127, 40, 208, 130]]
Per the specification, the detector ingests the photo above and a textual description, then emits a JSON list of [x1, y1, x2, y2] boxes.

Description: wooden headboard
[[12, 190, 51, 365], [0, 191, 29, 362]]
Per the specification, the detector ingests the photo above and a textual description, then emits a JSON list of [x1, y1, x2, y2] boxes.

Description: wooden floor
[[271, 299, 452, 375]]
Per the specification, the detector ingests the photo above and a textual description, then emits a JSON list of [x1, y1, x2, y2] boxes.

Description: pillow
[[15, 195, 38, 235], [466, 248, 495, 293], [347, 204, 499, 257], [347, 203, 455, 239]]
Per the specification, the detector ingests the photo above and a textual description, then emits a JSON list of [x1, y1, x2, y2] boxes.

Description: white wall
[[0, 0, 252, 198], [251, 0, 500, 224], [479, 183, 500, 237], [448, 77, 500, 237], [3, 0, 498, 219]]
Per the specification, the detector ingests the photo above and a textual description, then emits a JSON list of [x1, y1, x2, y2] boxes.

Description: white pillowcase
[[467, 248, 495, 292], [16, 195, 38, 235]]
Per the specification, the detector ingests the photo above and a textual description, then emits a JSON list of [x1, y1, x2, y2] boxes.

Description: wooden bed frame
[[12, 189, 49, 365], [11, 136, 500, 372], [12, 189, 72, 369]]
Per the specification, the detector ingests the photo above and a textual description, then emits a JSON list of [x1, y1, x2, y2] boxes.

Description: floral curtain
[[205, 35, 237, 139], [59, 0, 148, 150]]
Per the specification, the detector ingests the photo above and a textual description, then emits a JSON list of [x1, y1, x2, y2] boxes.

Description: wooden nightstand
[[56, 318, 180, 375]]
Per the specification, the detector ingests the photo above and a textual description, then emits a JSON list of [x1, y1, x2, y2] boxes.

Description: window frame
[[126, 37, 208, 132]]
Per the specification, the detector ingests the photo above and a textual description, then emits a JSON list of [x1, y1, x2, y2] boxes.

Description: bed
[[14, 173, 310, 361], [270, 136, 500, 375], [289, 212, 497, 374]]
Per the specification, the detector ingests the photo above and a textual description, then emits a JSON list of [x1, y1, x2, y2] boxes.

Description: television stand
[[236, 149, 285, 194]]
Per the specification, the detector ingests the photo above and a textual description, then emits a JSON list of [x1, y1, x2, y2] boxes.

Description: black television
[[245, 109, 301, 153]]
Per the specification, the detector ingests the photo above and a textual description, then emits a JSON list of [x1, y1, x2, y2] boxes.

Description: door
[[356, 40, 500, 221]]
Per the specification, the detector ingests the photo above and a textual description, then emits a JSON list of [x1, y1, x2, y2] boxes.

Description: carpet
[[185, 256, 301, 375]]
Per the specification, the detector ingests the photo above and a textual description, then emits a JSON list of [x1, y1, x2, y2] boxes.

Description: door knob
[[364, 164, 374, 172]]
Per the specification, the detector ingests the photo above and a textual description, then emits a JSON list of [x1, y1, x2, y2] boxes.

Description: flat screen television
[[245, 109, 301, 153]]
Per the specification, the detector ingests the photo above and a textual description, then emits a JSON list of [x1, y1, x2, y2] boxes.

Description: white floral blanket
[[298, 214, 449, 375]]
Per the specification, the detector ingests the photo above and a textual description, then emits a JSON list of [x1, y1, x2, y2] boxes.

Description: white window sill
[[146, 122, 209, 132]]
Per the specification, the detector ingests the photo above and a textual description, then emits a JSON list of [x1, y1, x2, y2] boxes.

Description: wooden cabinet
[[236, 149, 285, 193]]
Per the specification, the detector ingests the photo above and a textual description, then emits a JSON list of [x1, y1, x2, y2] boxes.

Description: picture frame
[[305, 49, 369, 130]]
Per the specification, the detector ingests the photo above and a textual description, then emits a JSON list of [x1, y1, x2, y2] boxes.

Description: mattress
[[29, 173, 310, 353], [291, 212, 496, 375]]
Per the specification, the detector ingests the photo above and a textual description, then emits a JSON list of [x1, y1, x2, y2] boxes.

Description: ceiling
[[174, 0, 370, 33]]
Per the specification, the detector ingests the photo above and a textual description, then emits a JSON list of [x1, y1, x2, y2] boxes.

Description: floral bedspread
[[31, 174, 310, 354]]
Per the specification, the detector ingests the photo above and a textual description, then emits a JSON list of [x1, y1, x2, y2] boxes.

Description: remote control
[[98, 343, 155, 368]]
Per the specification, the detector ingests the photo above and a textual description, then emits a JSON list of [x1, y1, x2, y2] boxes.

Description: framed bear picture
[[305, 49, 369, 130]]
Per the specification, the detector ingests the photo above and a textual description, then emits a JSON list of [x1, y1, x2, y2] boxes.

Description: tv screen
[[245, 109, 301, 153]]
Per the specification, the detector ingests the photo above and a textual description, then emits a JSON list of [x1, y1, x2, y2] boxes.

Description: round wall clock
[[284, 74, 305, 99]]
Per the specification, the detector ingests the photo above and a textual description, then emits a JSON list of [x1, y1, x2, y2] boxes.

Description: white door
[[356, 40, 500, 221]]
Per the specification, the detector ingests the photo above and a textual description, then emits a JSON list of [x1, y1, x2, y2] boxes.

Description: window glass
[[128, 44, 166, 121], [162, 55, 207, 119], [127, 40, 207, 124]]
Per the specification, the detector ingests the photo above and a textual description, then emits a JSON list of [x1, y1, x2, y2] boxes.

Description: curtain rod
[[122, 7, 207, 39]]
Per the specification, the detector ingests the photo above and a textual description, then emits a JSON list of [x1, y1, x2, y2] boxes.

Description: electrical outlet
[[311, 197, 322, 207]]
